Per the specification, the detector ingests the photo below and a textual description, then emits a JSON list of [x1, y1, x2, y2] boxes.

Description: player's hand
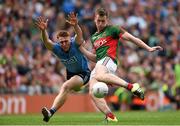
[[148, 46, 163, 52], [66, 12, 78, 26], [35, 16, 48, 30]]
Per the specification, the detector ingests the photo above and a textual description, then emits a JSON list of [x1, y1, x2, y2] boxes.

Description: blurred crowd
[[0, 0, 180, 109]]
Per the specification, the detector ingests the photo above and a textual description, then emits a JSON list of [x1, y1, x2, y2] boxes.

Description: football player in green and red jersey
[[80, 8, 163, 122]]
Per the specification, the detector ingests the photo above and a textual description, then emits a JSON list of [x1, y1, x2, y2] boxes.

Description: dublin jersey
[[91, 25, 125, 64], [52, 38, 89, 73]]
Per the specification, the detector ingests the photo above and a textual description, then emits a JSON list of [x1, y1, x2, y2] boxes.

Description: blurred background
[[0, 0, 180, 115]]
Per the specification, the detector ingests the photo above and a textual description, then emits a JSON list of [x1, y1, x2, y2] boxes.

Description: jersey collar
[[96, 25, 109, 34]]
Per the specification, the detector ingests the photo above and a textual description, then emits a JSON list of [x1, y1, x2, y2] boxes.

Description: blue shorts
[[66, 69, 91, 85]]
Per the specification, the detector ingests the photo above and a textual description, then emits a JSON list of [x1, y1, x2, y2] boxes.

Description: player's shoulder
[[52, 42, 61, 53], [53, 42, 61, 49], [102, 25, 119, 33], [109, 25, 126, 33], [91, 31, 98, 36], [53, 42, 60, 47], [108, 25, 120, 30], [91, 32, 97, 40]]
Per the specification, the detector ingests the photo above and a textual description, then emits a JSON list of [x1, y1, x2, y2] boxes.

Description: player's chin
[[99, 26, 105, 29]]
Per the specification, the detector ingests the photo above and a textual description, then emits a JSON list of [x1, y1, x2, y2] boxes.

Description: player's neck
[[62, 46, 70, 53], [97, 26, 107, 33]]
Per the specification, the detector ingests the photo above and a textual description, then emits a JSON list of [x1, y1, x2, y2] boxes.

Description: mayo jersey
[[91, 25, 124, 64], [52, 38, 89, 73]]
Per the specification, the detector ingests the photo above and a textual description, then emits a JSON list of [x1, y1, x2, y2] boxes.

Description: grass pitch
[[0, 111, 180, 125]]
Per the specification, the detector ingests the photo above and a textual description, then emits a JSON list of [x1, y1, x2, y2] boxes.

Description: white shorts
[[90, 56, 117, 78]]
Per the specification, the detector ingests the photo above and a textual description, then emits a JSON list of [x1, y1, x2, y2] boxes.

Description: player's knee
[[61, 84, 71, 92]]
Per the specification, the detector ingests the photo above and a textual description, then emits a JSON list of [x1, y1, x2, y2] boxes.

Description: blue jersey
[[52, 38, 89, 73]]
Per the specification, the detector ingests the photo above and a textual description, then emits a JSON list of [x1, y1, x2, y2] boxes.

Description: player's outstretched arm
[[66, 12, 83, 45], [121, 32, 163, 52], [79, 43, 96, 62], [35, 16, 54, 51]]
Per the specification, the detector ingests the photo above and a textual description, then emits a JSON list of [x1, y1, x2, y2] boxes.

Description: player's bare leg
[[51, 76, 83, 110], [89, 63, 144, 122], [89, 78, 111, 113], [89, 78, 118, 122], [94, 64, 144, 100], [42, 76, 83, 122]]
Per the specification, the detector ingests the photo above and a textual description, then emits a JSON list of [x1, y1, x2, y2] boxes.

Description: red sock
[[106, 112, 115, 119], [127, 83, 133, 91]]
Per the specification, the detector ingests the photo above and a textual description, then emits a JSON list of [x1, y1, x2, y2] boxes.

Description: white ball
[[92, 82, 109, 98]]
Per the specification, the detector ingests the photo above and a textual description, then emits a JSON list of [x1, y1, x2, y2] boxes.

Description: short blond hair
[[57, 30, 70, 38]]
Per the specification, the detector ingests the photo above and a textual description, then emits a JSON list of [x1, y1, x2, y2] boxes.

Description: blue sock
[[50, 108, 56, 115]]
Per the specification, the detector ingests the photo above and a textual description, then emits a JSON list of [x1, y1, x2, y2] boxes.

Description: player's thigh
[[90, 64, 108, 82], [64, 75, 84, 91], [95, 64, 109, 75]]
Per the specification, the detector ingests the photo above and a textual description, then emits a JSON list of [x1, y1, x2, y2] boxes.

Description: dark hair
[[57, 30, 70, 37], [95, 8, 108, 17]]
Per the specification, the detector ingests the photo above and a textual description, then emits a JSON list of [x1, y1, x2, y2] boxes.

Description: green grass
[[0, 111, 180, 125]]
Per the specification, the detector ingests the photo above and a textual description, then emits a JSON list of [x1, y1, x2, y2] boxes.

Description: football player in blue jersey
[[35, 12, 90, 122]]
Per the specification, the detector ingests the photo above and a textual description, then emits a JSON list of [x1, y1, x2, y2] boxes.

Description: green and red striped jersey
[[91, 25, 125, 64]]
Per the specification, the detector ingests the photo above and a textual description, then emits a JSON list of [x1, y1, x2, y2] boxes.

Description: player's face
[[94, 15, 108, 31], [57, 36, 71, 52]]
